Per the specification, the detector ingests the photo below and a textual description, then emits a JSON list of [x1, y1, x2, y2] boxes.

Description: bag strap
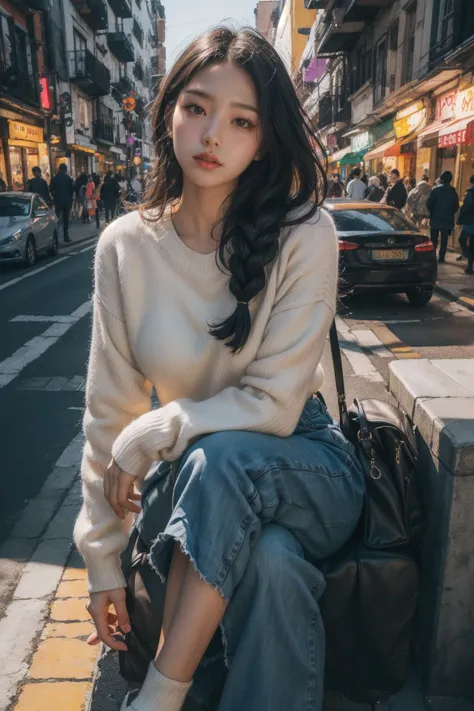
[[329, 319, 351, 440]]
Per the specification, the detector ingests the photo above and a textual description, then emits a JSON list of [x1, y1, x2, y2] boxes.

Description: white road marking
[[382, 319, 421, 324], [78, 243, 97, 253], [0, 257, 70, 292], [351, 329, 393, 358], [335, 317, 384, 382], [10, 315, 78, 324], [0, 301, 91, 388], [68, 406, 85, 411]]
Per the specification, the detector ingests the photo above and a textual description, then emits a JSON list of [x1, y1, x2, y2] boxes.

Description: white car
[[0, 192, 59, 267]]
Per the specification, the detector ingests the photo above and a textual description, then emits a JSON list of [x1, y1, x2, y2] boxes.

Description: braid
[[208, 205, 286, 353]]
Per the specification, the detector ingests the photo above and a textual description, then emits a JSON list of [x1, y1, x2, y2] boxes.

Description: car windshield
[[0, 196, 30, 217], [331, 208, 418, 233]]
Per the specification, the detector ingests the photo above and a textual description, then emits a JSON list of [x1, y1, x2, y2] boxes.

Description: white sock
[[129, 663, 192, 711]]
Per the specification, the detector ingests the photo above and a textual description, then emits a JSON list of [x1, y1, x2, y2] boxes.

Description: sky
[[163, 0, 258, 67]]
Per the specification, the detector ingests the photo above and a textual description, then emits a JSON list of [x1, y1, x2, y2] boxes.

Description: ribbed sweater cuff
[[84, 553, 126, 594]]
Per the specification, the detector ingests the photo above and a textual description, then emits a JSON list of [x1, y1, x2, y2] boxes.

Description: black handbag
[[118, 321, 424, 705]]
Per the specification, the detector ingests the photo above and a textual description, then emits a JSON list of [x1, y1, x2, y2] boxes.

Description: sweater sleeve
[[73, 232, 153, 593], [111, 210, 338, 477]]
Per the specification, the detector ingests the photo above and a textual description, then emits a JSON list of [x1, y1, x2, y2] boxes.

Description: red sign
[[438, 121, 474, 148], [39, 77, 51, 111]]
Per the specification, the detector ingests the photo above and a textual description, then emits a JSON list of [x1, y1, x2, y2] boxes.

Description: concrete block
[[43, 621, 94, 639], [56, 579, 88, 598], [50, 598, 89, 622], [414, 398, 474, 476], [389, 360, 468, 419], [430, 359, 474, 396], [13, 681, 92, 711], [28, 637, 97, 680], [0, 539, 37, 617], [43, 504, 80, 540], [62, 479, 83, 507], [14, 538, 72, 600], [41, 466, 79, 494], [0, 599, 48, 711]]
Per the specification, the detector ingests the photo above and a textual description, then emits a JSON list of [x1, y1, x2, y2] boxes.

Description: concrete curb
[[58, 232, 99, 251], [433, 283, 474, 313]]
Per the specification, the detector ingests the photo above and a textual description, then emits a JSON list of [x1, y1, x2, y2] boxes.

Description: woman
[[75, 172, 88, 222], [100, 171, 121, 224], [378, 172, 388, 191], [406, 175, 431, 228], [85, 175, 96, 225], [74, 27, 364, 711], [457, 174, 474, 274], [365, 175, 384, 202]]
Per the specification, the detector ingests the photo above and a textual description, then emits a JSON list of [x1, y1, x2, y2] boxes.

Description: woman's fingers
[[86, 597, 128, 652]]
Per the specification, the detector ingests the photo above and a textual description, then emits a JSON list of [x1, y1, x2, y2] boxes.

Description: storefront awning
[[384, 136, 416, 157], [438, 117, 474, 148], [328, 147, 351, 163], [417, 119, 448, 146], [364, 139, 396, 160], [339, 151, 365, 165]]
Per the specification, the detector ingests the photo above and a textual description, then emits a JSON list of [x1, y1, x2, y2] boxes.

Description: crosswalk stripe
[[351, 329, 392, 358], [335, 317, 384, 382]]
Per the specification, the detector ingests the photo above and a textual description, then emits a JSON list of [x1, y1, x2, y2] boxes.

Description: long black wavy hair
[[141, 26, 327, 353]]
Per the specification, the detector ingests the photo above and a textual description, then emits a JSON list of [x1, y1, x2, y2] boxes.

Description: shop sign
[[326, 134, 338, 149], [394, 104, 426, 138], [9, 121, 43, 143], [351, 130, 371, 153], [438, 122, 474, 148], [435, 90, 457, 121], [370, 118, 395, 144], [455, 85, 474, 119]]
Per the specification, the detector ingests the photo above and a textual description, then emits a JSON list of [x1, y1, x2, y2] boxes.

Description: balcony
[[133, 59, 144, 82], [0, 61, 39, 106], [343, 0, 393, 23], [318, 93, 333, 129], [133, 18, 144, 48], [71, 0, 108, 31], [107, 31, 135, 62], [69, 50, 110, 97], [107, 0, 132, 18], [304, 0, 326, 7], [316, 9, 364, 54], [94, 118, 115, 144]]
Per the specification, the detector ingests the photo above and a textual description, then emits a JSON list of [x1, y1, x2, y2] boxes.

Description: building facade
[[254, 0, 278, 44], [0, 0, 162, 191], [273, 0, 317, 75], [301, 0, 474, 233]]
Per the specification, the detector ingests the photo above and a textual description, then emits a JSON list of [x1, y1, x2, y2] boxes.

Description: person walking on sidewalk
[[427, 170, 460, 263], [73, 26, 364, 711], [406, 174, 432, 228], [85, 175, 97, 226], [365, 175, 384, 202], [26, 166, 51, 204], [50, 163, 74, 242], [346, 166, 366, 200], [383, 169, 407, 210], [100, 171, 121, 224], [457, 174, 474, 274]]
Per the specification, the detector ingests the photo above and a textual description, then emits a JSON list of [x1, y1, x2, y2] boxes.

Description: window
[[331, 209, 418, 233], [403, 4, 416, 83], [387, 21, 399, 92], [0, 195, 30, 216], [73, 31, 86, 55], [78, 97, 89, 127], [374, 38, 387, 104], [0, 14, 13, 67], [437, 0, 454, 47]]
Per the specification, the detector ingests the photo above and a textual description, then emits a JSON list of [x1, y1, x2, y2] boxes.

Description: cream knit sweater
[[73, 206, 338, 593]]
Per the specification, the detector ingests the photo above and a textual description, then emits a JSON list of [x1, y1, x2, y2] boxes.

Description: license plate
[[373, 249, 405, 260]]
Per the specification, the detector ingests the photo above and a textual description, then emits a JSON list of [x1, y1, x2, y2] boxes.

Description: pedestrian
[[26, 166, 51, 204], [383, 169, 408, 210], [378, 172, 388, 191], [346, 166, 366, 200], [85, 175, 96, 225], [427, 170, 460, 263], [49, 163, 74, 242], [406, 174, 432, 228], [74, 26, 363, 711], [327, 173, 344, 198], [100, 170, 121, 224], [456, 174, 474, 274], [365, 175, 385, 202]]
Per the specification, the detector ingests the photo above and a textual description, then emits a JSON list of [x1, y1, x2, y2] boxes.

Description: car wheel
[[406, 288, 433, 306], [25, 235, 36, 267], [48, 230, 59, 256]]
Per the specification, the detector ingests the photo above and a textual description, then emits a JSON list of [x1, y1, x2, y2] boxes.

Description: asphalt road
[[1, 239, 473, 546]]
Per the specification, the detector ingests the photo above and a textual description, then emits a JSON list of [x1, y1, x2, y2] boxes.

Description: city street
[[1, 237, 474, 550]]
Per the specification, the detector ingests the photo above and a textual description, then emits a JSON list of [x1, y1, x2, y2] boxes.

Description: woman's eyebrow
[[183, 89, 258, 113]]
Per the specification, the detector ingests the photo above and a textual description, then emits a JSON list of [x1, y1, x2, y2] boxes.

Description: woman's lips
[[193, 154, 222, 170]]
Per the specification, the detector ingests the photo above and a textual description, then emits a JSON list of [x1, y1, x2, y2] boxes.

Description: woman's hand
[[104, 459, 141, 520], [86, 588, 130, 651]]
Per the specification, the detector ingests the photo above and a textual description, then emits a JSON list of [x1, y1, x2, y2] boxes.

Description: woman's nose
[[202, 119, 221, 147]]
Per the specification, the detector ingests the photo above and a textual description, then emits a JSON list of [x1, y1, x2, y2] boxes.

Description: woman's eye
[[184, 104, 205, 115], [233, 117, 254, 129]]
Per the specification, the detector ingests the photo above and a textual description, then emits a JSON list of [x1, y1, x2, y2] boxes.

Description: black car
[[324, 199, 437, 306]]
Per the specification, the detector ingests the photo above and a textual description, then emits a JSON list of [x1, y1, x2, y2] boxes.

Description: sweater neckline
[[159, 209, 223, 275]]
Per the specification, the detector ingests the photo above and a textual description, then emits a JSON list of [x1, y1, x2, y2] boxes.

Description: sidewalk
[[57, 217, 103, 250], [435, 250, 474, 311]]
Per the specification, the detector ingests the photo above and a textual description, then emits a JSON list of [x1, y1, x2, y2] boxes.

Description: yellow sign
[[394, 109, 426, 138], [69, 144, 96, 154], [9, 121, 43, 143], [455, 85, 474, 119], [133, 156, 142, 165]]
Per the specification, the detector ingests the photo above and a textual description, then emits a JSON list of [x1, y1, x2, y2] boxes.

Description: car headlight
[[8, 230, 22, 244]]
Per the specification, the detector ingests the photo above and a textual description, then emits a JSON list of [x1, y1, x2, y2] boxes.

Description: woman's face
[[171, 62, 262, 190]]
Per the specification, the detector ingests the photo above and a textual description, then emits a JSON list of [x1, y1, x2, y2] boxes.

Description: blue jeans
[[137, 396, 364, 711]]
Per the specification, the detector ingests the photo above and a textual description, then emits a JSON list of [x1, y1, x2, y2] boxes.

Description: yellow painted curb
[[14, 681, 92, 711]]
